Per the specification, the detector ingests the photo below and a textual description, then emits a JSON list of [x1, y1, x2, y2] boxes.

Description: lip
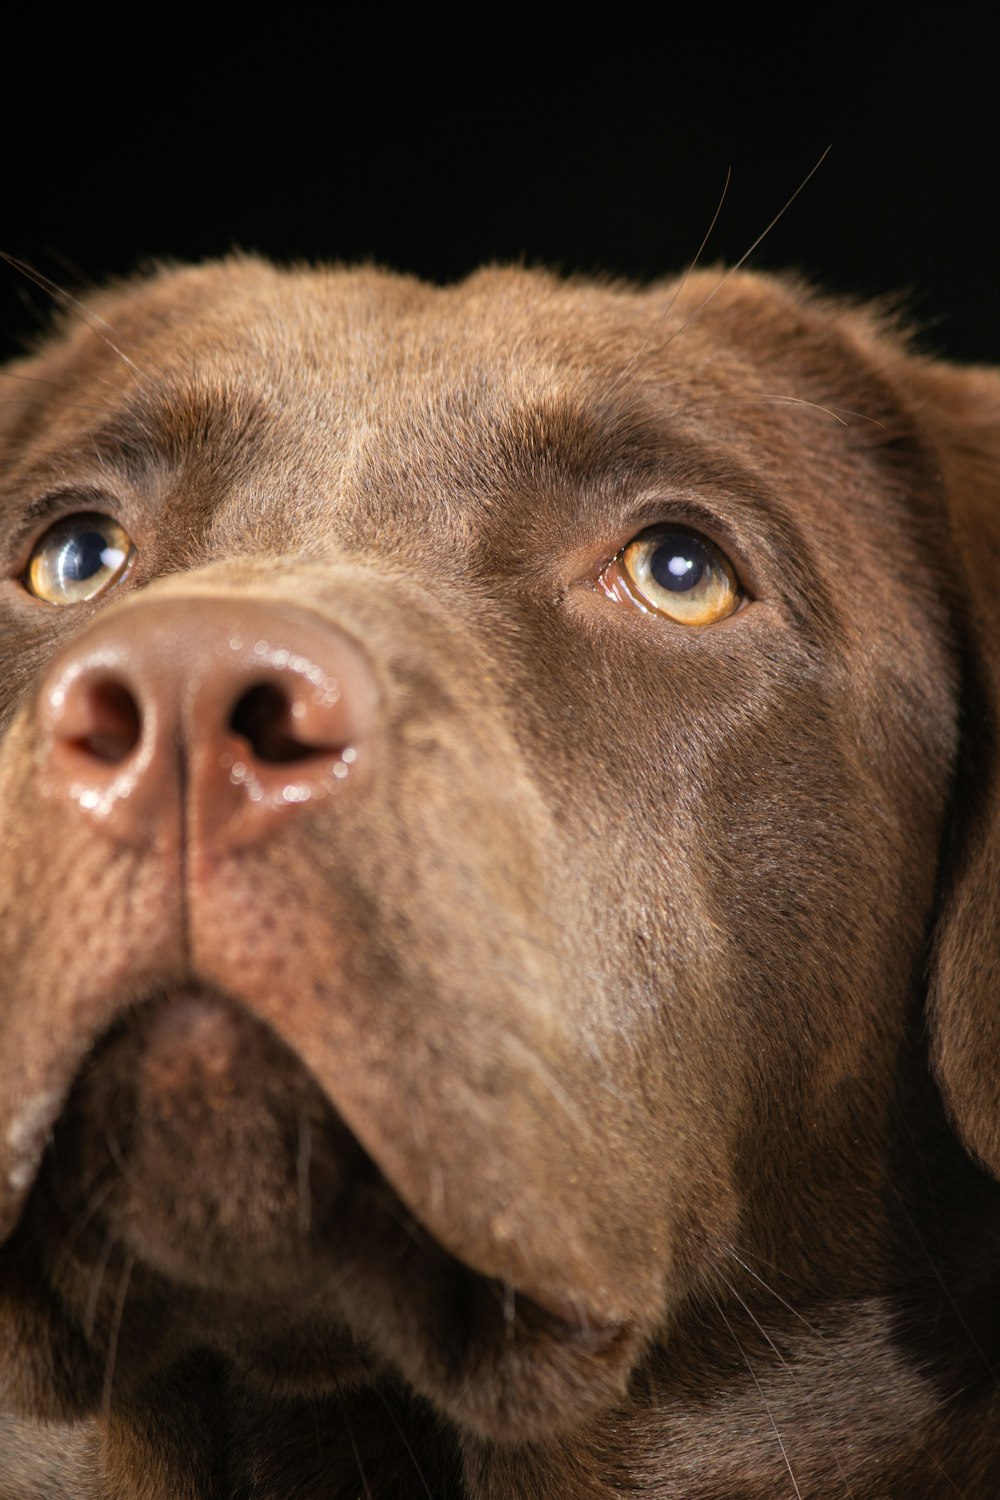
[[500, 1289, 624, 1348], [3, 1086, 67, 1208], [0, 1009, 143, 1244], [2, 984, 626, 1356]]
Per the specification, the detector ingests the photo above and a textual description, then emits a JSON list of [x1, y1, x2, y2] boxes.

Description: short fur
[[1, 259, 999, 1498]]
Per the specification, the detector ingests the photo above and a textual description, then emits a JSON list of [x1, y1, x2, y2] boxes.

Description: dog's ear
[[908, 356, 1000, 1174]]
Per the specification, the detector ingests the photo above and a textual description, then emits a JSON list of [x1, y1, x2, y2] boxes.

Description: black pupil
[[650, 535, 708, 593], [63, 531, 110, 582]]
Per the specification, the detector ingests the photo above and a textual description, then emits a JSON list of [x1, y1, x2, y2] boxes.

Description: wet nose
[[37, 598, 378, 850]]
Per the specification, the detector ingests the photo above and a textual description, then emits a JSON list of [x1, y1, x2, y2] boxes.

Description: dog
[[0, 256, 999, 1498]]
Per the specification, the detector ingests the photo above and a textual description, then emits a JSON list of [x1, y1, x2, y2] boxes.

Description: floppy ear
[[912, 358, 1000, 1175]]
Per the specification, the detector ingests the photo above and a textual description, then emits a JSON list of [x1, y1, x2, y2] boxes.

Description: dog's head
[[1, 260, 998, 1491]]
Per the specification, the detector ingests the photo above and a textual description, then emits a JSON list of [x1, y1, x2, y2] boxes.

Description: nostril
[[70, 680, 142, 763], [39, 606, 375, 849], [230, 683, 327, 764]]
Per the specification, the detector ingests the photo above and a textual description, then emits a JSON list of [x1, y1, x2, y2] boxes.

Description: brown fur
[[0, 259, 999, 1497]]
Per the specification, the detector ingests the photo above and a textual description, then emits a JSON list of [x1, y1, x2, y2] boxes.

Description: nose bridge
[[37, 595, 378, 852]]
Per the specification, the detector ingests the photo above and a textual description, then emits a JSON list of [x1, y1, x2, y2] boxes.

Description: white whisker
[[101, 1249, 134, 1415], [711, 1289, 803, 1499]]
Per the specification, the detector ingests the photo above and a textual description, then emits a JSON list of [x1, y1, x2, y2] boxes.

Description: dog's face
[[1, 261, 999, 1498]]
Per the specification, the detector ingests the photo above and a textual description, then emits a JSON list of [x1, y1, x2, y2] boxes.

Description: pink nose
[[37, 598, 378, 851]]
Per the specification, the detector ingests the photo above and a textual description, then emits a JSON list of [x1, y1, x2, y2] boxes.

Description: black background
[[2, 22, 996, 366]]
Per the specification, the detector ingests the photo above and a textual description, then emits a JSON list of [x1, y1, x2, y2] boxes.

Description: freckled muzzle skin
[[0, 260, 998, 1497]]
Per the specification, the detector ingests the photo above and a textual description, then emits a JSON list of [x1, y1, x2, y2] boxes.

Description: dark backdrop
[[2, 23, 996, 365]]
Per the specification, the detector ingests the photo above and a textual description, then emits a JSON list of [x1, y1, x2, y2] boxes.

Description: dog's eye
[[24, 513, 134, 605], [601, 527, 742, 626]]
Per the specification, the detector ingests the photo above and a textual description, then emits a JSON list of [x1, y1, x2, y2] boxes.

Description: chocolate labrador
[[1, 259, 999, 1498]]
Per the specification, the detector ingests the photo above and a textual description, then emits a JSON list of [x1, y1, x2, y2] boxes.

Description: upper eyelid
[[609, 508, 738, 555], [5, 490, 126, 570], [597, 499, 759, 593], [604, 484, 752, 538]]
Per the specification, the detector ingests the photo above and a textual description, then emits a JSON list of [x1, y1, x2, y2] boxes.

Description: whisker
[[605, 163, 733, 400], [715, 1266, 856, 1498], [710, 1288, 803, 1499], [104, 1125, 145, 1199], [50, 1169, 121, 1285], [370, 1384, 437, 1500], [101, 1249, 135, 1414], [83, 1230, 116, 1339], [654, 145, 833, 358], [341, 1404, 375, 1500], [491, 1029, 594, 1136], [376, 1194, 440, 1258], [720, 1241, 970, 1499], [700, 395, 887, 429], [0, 252, 147, 381]]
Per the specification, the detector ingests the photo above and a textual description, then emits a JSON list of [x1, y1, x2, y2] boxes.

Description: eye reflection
[[25, 513, 134, 605], [602, 527, 743, 625]]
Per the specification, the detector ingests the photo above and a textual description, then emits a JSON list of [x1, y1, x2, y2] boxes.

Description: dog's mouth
[[12, 987, 635, 1438]]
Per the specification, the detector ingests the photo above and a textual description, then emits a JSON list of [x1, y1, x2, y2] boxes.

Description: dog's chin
[[22, 989, 638, 1441], [46, 989, 364, 1296]]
